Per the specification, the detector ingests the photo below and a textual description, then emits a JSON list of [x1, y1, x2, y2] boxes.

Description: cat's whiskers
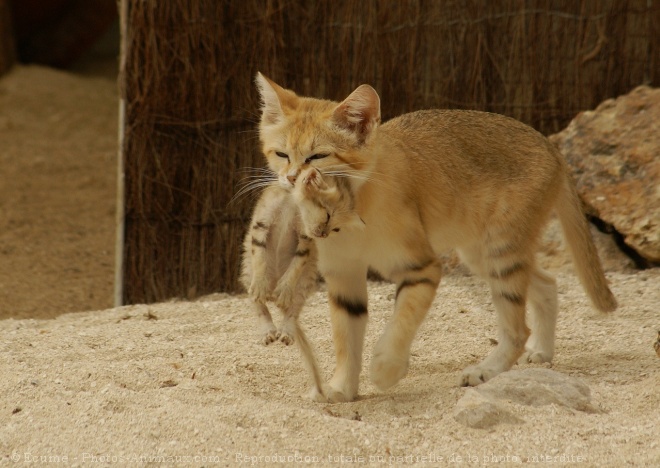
[[238, 167, 275, 176], [323, 165, 399, 193], [229, 173, 277, 206]]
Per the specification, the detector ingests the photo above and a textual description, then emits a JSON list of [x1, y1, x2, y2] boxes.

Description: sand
[[0, 66, 117, 320], [0, 66, 658, 467]]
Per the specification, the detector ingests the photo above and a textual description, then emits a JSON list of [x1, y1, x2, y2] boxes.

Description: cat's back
[[383, 109, 551, 149], [380, 109, 561, 178]]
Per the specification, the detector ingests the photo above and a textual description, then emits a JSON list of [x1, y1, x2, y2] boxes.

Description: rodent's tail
[[295, 321, 325, 398]]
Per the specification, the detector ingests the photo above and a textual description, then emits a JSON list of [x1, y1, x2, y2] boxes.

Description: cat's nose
[[287, 174, 297, 185]]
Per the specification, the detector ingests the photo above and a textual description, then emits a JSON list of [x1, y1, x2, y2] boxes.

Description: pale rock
[[475, 368, 598, 413], [453, 388, 522, 429], [453, 368, 598, 429]]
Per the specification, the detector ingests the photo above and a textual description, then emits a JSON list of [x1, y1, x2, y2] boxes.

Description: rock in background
[[550, 86, 660, 268]]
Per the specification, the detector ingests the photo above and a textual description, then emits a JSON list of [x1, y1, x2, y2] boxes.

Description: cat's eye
[[305, 153, 329, 164], [275, 151, 289, 160]]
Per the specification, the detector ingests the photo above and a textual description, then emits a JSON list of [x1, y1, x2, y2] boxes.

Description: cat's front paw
[[304, 386, 328, 403], [325, 375, 358, 402], [369, 349, 409, 391], [325, 386, 354, 403], [300, 168, 327, 194]]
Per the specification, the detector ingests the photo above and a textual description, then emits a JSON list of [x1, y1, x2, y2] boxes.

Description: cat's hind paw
[[517, 349, 553, 365], [459, 364, 501, 386], [278, 329, 295, 346], [261, 328, 279, 346]]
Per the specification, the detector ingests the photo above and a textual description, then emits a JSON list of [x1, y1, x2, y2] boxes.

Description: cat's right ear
[[332, 84, 381, 145], [255, 72, 294, 126]]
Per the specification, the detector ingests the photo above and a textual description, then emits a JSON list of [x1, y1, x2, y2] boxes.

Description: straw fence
[[119, 0, 658, 304]]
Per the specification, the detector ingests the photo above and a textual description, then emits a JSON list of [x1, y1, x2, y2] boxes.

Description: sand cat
[[240, 166, 363, 399], [254, 72, 617, 403]]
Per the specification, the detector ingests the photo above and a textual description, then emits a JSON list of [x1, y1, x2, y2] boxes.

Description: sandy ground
[[0, 66, 117, 319], [0, 66, 658, 466]]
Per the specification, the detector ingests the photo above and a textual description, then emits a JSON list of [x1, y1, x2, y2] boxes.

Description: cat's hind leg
[[278, 292, 305, 345], [274, 234, 318, 345], [458, 244, 531, 386], [252, 300, 279, 345], [518, 267, 558, 364]]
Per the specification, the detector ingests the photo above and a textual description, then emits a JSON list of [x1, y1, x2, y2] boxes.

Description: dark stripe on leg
[[490, 262, 527, 280], [251, 238, 267, 248], [501, 291, 525, 306], [407, 258, 434, 272], [331, 295, 367, 316], [395, 278, 436, 300], [488, 243, 516, 258]]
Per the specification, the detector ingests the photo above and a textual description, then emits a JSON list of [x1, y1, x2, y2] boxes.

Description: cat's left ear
[[255, 72, 296, 126], [332, 84, 381, 144]]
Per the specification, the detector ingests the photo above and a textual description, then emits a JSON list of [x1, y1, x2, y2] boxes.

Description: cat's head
[[255, 72, 380, 189], [293, 167, 365, 238]]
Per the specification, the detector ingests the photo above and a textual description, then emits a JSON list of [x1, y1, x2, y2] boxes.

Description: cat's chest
[[316, 219, 411, 279], [362, 233, 412, 279]]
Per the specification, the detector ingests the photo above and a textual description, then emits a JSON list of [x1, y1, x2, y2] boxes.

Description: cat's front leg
[[370, 257, 442, 390], [247, 224, 271, 304], [323, 268, 369, 403], [245, 187, 288, 304], [299, 168, 342, 207], [275, 237, 318, 345]]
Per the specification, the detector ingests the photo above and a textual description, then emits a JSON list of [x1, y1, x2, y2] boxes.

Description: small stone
[[453, 389, 522, 429], [453, 368, 599, 429], [476, 368, 598, 413]]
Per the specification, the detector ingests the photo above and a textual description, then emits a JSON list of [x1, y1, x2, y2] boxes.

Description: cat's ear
[[332, 84, 381, 144], [255, 72, 295, 125]]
